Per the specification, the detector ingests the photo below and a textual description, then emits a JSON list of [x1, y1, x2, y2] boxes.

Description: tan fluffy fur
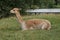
[[10, 8, 51, 30]]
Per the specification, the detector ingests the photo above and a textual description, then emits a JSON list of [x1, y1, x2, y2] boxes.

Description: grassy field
[[0, 14, 60, 40]]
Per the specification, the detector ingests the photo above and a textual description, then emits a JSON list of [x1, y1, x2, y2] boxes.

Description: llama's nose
[[10, 10, 14, 13]]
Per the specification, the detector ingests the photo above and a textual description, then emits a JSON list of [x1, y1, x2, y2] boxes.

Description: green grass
[[0, 14, 60, 40]]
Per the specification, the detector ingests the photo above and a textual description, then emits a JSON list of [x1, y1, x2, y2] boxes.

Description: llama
[[10, 8, 51, 30]]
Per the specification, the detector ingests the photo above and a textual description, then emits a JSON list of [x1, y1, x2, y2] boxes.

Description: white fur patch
[[36, 22, 47, 29], [41, 22, 47, 29], [30, 27, 33, 29], [21, 22, 27, 30]]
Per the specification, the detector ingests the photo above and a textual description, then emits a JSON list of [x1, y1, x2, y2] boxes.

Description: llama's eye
[[13, 10, 15, 11]]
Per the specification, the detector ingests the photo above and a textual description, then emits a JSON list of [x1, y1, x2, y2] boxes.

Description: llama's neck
[[15, 12, 27, 30], [15, 12, 24, 23]]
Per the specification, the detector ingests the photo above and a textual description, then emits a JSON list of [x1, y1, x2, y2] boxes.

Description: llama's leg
[[41, 23, 51, 30], [41, 24, 46, 30]]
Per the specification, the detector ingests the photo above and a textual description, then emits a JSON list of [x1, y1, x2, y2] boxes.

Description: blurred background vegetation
[[0, 0, 60, 18]]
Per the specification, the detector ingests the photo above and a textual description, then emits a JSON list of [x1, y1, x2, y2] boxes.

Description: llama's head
[[10, 8, 21, 14]]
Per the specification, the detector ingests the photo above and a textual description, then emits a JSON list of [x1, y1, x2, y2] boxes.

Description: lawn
[[0, 14, 60, 40]]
